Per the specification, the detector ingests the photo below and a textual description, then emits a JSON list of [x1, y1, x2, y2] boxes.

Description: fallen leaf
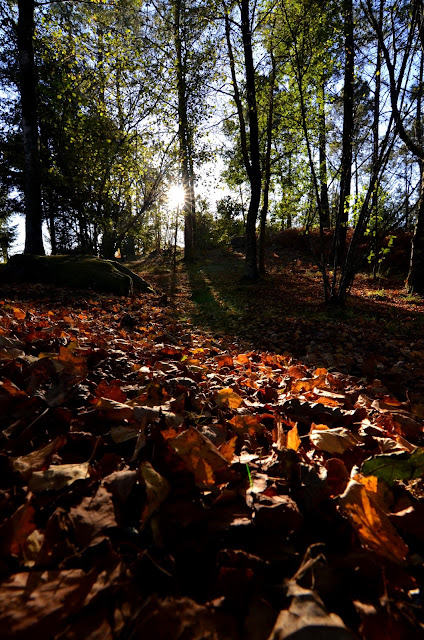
[[0, 499, 36, 557], [229, 414, 263, 436], [139, 461, 170, 525], [339, 479, 409, 563], [11, 435, 66, 480], [310, 427, 362, 454], [287, 425, 301, 451], [95, 380, 127, 403], [215, 387, 243, 409], [69, 485, 117, 548], [28, 462, 91, 492], [267, 581, 357, 639], [216, 355, 234, 368], [361, 449, 424, 486], [168, 427, 230, 487], [13, 307, 26, 320], [58, 342, 88, 376], [219, 435, 237, 462], [0, 569, 98, 639], [95, 397, 134, 421]]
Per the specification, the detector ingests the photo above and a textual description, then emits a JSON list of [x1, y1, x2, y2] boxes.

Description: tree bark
[[371, 0, 384, 278], [319, 80, 330, 228], [173, 0, 196, 263], [17, 0, 45, 255], [407, 48, 424, 293], [332, 0, 354, 267], [259, 49, 276, 275], [240, 0, 261, 280]]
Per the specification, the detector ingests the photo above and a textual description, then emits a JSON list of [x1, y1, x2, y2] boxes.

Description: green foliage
[[213, 196, 245, 244], [361, 449, 424, 486]]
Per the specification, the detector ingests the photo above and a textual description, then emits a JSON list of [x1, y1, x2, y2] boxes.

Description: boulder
[[0, 254, 154, 297]]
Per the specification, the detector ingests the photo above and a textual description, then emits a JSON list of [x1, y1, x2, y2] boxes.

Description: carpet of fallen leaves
[[0, 248, 424, 640]]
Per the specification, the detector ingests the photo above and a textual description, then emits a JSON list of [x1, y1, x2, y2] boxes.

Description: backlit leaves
[[216, 387, 243, 409], [339, 480, 409, 564]]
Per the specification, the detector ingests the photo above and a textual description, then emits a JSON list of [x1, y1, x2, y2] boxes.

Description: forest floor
[[137, 243, 424, 403], [0, 242, 423, 639]]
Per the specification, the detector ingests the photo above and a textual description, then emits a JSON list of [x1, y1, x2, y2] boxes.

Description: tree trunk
[[319, 80, 330, 228], [371, 0, 384, 278], [240, 0, 261, 280], [17, 0, 45, 255], [407, 49, 424, 293], [332, 0, 354, 267], [259, 49, 276, 275], [406, 166, 424, 293], [173, 0, 196, 263]]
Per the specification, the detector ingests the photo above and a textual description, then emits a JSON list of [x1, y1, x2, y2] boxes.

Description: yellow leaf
[[287, 425, 301, 451], [339, 480, 408, 564], [229, 414, 262, 435], [168, 427, 230, 488], [236, 353, 251, 365], [219, 435, 237, 462], [216, 388, 243, 409], [13, 307, 26, 320], [58, 343, 87, 376]]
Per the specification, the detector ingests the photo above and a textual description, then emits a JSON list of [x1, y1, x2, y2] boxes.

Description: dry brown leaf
[[95, 397, 134, 421], [58, 343, 88, 376], [69, 485, 117, 548], [0, 499, 36, 557], [236, 353, 251, 365], [267, 582, 357, 640], [29, 462, 90, 492], [11, 435, 66, 479], [339, 479, 409, 564], [168, 427, 230, 487], [95, 380, 127, 403], [0, 569, 98, 639], [219, 435, 237, 462], [287, 365, 308, 379], [12, 307, 26, 320], [291, 377, 317, 393], [354, 474, 393, 513], [229, 414, 263, 436], [139, 461, 170, 525], [216, 355, 234, 368], [215, 387, 243, 409], [310, 428, 362, 454]]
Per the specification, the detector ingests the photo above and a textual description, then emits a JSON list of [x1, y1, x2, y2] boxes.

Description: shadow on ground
[[132, 246, 424, 401]]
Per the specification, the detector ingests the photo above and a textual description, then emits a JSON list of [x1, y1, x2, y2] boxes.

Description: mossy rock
[[1, 254, 154, 297]]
